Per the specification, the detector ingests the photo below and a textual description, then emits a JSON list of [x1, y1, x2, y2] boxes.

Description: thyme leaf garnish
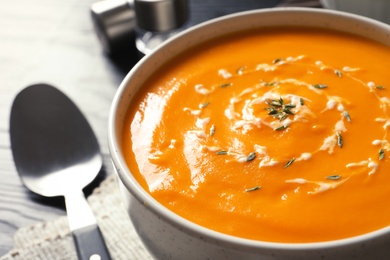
[[216, 150, 227, 155], [335, 70, 342, 77], [201, 102, 210, 108], [379, 148, 385, 160], [279, 113, 288, 121], [285, 104, 296, 109], [275, 125, 288, 131], [220, 83, 233, 88], [300, 98, 304, 106], [263, 81, 279, 87], [284, 158, 295, 168], [313, 84, 328, 89], [343, 111, 351, 122], [210, 124, 215, 136], [245, 186, 262, 192], [265, 97, 296, 122], [376, 85, 385, 90], [326, 175, 342, 180], [246, 152, 256, 162], [337, 132, 343, 148], [237, 66, 246, 75], [273, 58, 284, 64]]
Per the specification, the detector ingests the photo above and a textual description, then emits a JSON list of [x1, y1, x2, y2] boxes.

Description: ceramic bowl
[[108, 7, 390, 259]]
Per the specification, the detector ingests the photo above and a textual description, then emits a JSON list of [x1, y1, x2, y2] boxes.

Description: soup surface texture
[[122, 27, 390, 243]]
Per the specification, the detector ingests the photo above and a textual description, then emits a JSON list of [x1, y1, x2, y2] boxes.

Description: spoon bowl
[[10, 83, 111, 260]]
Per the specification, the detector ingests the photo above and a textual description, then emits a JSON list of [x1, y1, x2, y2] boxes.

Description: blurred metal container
[[91, 0, 188, 55], [134, 0, 188, 32], [91, 0, 136, 55]]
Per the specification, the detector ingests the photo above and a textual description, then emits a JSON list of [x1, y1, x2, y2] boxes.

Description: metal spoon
[[10, 83, 111, 260]]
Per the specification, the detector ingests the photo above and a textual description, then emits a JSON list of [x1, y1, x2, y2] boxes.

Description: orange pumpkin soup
[[122, 27, 390, 243]]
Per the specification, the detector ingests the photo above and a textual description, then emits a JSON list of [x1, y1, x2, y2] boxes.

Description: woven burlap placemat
[[1, 175, 152, 260]]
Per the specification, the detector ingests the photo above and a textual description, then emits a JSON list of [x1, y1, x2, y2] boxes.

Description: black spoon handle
[[73, 224, 111, 260]]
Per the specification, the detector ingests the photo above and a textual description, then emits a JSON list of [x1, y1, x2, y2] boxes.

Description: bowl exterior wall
[[116, 172, 390, 260], [109, 8, 390, 259]]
